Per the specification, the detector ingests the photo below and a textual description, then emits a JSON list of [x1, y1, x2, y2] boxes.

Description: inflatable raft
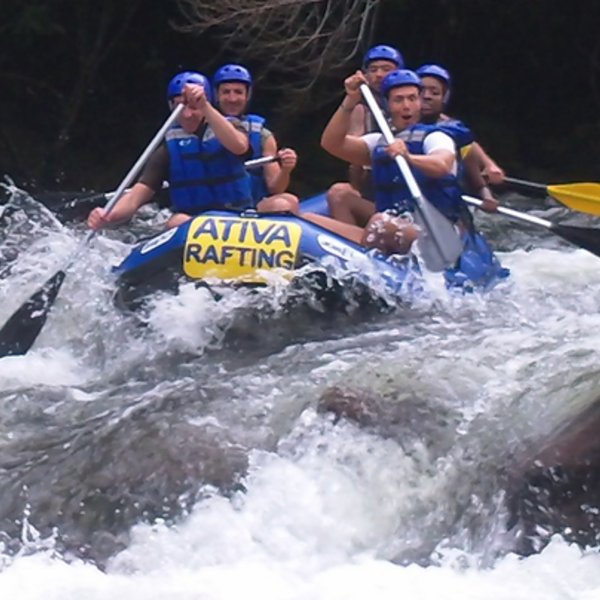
[[111, 200, 509, 310]]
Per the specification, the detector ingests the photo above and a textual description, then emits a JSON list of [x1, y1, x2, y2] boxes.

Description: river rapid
[[1, 184, 600, 599]]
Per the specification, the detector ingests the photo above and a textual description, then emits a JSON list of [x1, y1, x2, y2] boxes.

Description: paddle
[[463, 195, 600, 258], [504, 177, 600, 217], [0, 104, 185, 358], [28, 155, 280, 220], [98, 154, 277, 197], [359, 84, 463, 272]]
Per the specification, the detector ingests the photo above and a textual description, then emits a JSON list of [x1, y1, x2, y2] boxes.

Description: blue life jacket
[[371, 123, 465, 222], [444, 231, 510, 291], [241, 114, 270, 204], [436, 119, 474, 153], [166, 122, 252, 214], [436, 118, 474, 187]]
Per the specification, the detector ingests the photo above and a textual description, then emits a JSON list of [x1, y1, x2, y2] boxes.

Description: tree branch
[[172, 0, 381, 114]]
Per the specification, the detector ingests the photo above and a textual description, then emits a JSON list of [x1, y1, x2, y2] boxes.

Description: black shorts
[[358, 171, 376, 202]]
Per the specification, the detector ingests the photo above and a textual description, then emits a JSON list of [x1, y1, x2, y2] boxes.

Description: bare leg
[[326, 182, 375, 226], [362, 213, 420, 255], [302, 212, 365, 245], [256, 193, 299, 214], [166, 212, 192, 228]]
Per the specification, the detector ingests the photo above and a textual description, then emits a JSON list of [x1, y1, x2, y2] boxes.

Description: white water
[[3, 495, 600, 600], [1, 190, 600, 598]]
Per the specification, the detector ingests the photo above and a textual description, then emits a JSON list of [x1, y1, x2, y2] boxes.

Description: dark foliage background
[[1, 0, 599, 196]]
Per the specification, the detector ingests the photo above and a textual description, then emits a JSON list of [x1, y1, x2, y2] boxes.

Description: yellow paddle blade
[[547, 183, 600, 216]]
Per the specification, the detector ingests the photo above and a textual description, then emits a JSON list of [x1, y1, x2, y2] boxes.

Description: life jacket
[[240, 114, 270, 204], [371, 123, 465, 222], [436, 118, 475, 188], [444, 231, 510, 291], [166, 122, 252, 214], [436, 118, 474, 156]]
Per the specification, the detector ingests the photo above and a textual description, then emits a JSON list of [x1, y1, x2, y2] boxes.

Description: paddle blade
[[413, 198, 464, 272], [547, 183, 600, 217], [552, 224, 600, 258], [0, 270, 66, 357]]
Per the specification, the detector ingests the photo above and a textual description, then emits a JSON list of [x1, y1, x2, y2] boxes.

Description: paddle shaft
[[503, 177, 547, 193], [463, 195, 600, 258], [99, 155, 278, 203], [106, 104, 184, 216], [463, 195, 552, 228], [503, 177, 600, 218], [244, 155, 279, 170], [66, 104, 185, 267]]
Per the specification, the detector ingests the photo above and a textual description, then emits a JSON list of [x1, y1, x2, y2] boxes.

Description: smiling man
[[213, 64, 299, 213]]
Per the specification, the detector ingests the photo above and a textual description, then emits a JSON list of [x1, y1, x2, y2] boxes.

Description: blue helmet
[[167, 71, 212, 103], [381, 69, 422, 97], [415, 64, 451, 88], [416, 64, 452, 104], [213, 64, 253, 89], [363, 45, 404, 69]]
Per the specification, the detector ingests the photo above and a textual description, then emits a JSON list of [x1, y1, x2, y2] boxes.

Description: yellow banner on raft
[[183, 215, 302, 282]]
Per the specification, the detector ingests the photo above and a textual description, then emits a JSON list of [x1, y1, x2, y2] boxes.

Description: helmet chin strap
[[443, 88, 451, 106]]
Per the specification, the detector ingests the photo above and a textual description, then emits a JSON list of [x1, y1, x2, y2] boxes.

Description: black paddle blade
[[0, 270, 66, 357], [553, 224, 600, 258]]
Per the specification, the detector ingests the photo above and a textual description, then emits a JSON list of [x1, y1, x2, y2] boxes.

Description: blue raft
[[111, 197, 509, 310], [300, 192, 509, 290]]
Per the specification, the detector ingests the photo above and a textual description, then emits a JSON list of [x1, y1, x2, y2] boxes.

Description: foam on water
[[2, 188, 600, 597], [0, 348, 91, 390], [1, 454, 600, 600]]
